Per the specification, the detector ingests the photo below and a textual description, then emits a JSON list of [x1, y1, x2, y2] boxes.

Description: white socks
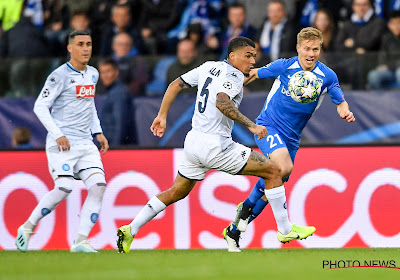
[[77, 183, 105, 237], [27, 178, 73, 228], [264, 186, 292, 235], [129, 196, 166, 237]]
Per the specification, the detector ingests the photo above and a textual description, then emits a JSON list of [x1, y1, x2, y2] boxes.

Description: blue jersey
[[256, 56, 345, 144]]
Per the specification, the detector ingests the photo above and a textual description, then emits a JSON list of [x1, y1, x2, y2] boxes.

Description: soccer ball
[[288, 71, 321, 104]]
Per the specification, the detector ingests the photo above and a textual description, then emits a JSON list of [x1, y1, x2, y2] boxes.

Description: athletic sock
[[264, 186, 292, 235], [129, 196, 166, 237], [27, 187, 70, 227], [247, 178, 265, 205], [77, 184, 105, 237], [229, 223, 241, 235], [249, 199, 269, 224]]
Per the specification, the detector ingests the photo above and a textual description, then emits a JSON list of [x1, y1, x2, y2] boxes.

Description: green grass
[[1, 248, 399, 280]]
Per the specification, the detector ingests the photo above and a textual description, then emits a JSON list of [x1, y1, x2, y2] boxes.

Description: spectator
[[46, 11, 97, 56], [111, 32, 149, 96], [185, 23, 219, 57], [138, 0, 181, 54], [258, 0, 299, 61], [0, 7, 51, 97], [219, 2, 257, 59], [98, 58, 134, 145], [166, 39, 202, 94], [167, 0, 222, 54], [312, 9, 336, 52], [0, 0, 24, 31], [12, 127, 33, 149], [238, 0, 296, 29], [368, 11, 400, 89], [335, 0, 386, 54], [99, 3, 143, 56]]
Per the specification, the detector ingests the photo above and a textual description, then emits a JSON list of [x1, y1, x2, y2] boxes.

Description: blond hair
[[297, 27, 323, 46]]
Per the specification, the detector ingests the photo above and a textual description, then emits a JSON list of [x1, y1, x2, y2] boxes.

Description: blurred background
[[1, 0, 400, 149]]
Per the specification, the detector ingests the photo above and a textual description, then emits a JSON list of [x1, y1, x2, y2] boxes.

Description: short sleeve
[[180, 66, 200, 87], [215, 78, 242, 99]]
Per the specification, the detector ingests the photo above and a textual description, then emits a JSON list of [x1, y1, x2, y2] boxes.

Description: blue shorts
[[254, 125, 299, 181]]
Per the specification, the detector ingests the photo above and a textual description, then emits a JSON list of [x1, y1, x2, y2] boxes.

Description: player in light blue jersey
[[223, 27, 355, 252]]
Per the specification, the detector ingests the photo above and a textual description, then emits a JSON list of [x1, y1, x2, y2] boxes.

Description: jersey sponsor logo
[[76, 85, 95, 98], [223, 81, 232, 89], [281, 86, 290, 97], [42, 88, 50, 98]]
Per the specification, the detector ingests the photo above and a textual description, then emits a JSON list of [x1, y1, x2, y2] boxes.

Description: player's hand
[[244, 68, 259, 85], [56, 136, 70, 151], [249, 125, 268, 140], [151, 116, 167, 138], [96, 133, 109, 155], [339, 110, 355, 123]]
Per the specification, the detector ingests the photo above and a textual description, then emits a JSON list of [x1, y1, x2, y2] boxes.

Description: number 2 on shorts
[[266, 134, 283, 149]]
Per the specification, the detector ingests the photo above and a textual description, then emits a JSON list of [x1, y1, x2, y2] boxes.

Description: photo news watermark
[[323, 260, 400, 269]]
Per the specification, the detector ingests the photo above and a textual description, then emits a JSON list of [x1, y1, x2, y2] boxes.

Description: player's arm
[[91, 105, 109, 154], [151, 78, 191, 137], [336, 101, 355, 122], [33, 73, 70, 151], [216, 92, 267, 140], [244, 59, 286, 86]]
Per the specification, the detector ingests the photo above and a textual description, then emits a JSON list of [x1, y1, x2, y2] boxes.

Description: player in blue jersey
[[222, 27, 355, 252]]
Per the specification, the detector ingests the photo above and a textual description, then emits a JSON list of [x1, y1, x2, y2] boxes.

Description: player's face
[[229, 46, 256, 75], [68, 35, 92, 66], [296, 39, 321, 71]]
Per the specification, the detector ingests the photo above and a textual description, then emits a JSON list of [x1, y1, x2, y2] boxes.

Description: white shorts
[[46, 143, 104, 180], [178, 129, 251, 181]]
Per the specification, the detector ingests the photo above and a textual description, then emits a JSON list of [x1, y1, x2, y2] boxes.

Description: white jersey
[[180, 60, 244, 137], [34, 62, 102, 148]]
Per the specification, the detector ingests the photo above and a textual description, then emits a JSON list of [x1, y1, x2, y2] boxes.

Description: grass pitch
[[1, 248, 399, 280]]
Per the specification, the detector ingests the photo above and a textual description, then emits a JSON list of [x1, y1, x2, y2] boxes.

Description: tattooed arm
[[216, 92, 268, 139], [151, 78, 191, 137]]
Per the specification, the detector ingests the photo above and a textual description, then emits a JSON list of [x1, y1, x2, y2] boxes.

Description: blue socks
[[245, 178, 265, 206], [229, 179, 269, 236], [249, 199, 269, 223]]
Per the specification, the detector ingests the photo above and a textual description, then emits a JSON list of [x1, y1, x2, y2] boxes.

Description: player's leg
[[16, 149, 77, 252], [117, 174, 197, 253], [117, 131, 205, 253], [16, 176, 73, 252], [71, 144, 107, 252], [234, 128, 293, 233], [71, 169, 106, 253]]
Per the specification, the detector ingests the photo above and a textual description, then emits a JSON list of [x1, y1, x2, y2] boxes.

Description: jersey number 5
[[198, 77, 212, 113]]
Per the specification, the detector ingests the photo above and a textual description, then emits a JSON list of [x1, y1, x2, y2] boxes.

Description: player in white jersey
[[15, 31, 109, 253], [116, 37, 313, 253]]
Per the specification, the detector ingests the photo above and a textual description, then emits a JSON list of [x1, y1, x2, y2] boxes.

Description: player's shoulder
[[86, 65, 99, 74], [45, 64, 69, 84], [315, 60, 337, 80], [261, 56, 298, 70], [223, 63, 244, 83]]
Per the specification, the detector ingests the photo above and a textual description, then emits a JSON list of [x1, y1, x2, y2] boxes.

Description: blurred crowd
[[1, 0, 400, 146]]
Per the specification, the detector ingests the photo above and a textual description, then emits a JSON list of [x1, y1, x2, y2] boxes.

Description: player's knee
[[55, 176, 74, 195], [281, 163, 293, 179]]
